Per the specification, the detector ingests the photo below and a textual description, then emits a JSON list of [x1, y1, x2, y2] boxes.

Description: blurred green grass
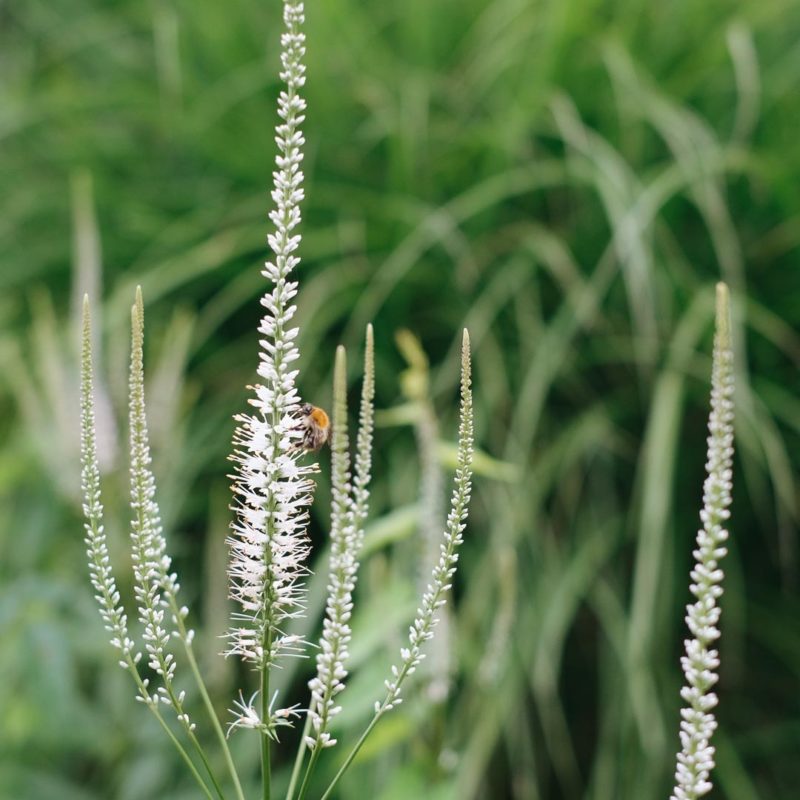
[[1, 0, 799, 798]]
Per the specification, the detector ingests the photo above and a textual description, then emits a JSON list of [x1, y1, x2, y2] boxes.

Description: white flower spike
[[226, 0, 315, 676], [671, 283, 735, 800]]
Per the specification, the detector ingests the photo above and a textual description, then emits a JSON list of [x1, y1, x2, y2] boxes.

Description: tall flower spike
[[351, 324, 375, 556], [129, 293, 195, 732], [131, 289, 182, 607], [306, 329, 374, 752], [380, 329, 473, 714], [306, 346, 353, 751], [226, 0, 316, 686], [670, 283, 735, 800], [397, 328, 451, 702], [80, 296, 138, 669], [129, 297, 171, 704], [83, 296, 221, 800], [318, 331, 474, 800]]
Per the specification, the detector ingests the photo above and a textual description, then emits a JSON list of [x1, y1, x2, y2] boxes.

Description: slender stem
[[296, 746, 321, 800], [261, 654, 272, 800], [258, 464, 278, 800], [152, 707, 217, 800], [286, 714, 312, 800], [319, 710, 386, 800], [124, 652, 217, 800], [161, 591, 246, 800], [185, 726, 226, 800], [319, 662, 415, 800], [180, 630, 247, 800]]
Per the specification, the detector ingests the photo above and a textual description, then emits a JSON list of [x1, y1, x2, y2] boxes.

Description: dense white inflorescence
[[379, 330, 474, 715], [226, 0, 316, 733], [671, 284, 735, 800], [306, 336, 375, 751], [128, 296, 194, 730], [81, 299, 138, 672]]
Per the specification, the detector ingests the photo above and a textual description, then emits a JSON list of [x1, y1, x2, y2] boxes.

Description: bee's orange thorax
[[309, 406, 329, 428]]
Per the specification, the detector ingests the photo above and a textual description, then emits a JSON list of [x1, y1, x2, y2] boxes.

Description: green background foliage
[[1, 0, 799, 797]]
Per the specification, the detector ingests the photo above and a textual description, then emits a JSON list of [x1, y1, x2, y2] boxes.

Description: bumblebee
[[298, 402, 330, 452]]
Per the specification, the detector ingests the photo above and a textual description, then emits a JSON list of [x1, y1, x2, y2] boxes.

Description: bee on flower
[[297, 402, 330, 452]]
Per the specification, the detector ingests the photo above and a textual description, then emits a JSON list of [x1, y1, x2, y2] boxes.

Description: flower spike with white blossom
[[129, 293, 192, 724], [306, 332, 375, 752], [82, 295, 226, 800], [316, 329, 474, 800], [226, 0, 316, 739], [380, 329, 474, 714], [670, 282, 735, 800], [80, 296, 138, 672]]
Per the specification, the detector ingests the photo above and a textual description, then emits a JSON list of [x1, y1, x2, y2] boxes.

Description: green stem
[[286, 714, 312, 800], [153, 708, 218, 800], [296, 746, 321, 800], [170, 684, 226, 800], [320, 654, 417, 800], [127, 654, 217, 800], [319, 711, 385, 800], [261, 665, 271, 800], [172, 601, 247, 800]]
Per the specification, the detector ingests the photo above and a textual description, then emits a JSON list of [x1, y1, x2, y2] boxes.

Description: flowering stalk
[[307, 328, 375, 747], [351, 324, 376, 577], [294, 347, 353, 800], [305, 346, 353, 754], [129, 286, 250, 800], [225, 0, 314, 793], [80, 297, 216, 800], [129, 294, 187, 724], [295, 329, 375, 798], [397, 328, 452, 702], [670, 282, 735, 800], [129, 294, 228, 800], [379, 329, 473, 713], [286, 326, 375, 800], [320, 329, 474, 800], [81, 297, 136, 683]]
